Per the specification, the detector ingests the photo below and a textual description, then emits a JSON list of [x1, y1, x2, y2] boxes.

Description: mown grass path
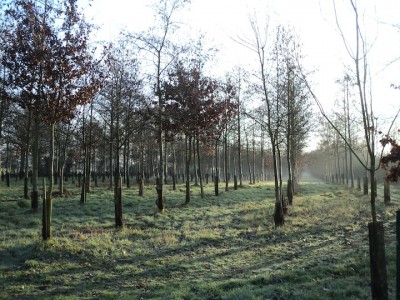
[[0, 179, 399, 299]]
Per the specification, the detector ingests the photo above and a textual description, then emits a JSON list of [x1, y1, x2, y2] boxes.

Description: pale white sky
[[82, 0, 400, 130]]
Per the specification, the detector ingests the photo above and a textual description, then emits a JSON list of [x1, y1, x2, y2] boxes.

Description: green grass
[[0, 178, 398, 299]]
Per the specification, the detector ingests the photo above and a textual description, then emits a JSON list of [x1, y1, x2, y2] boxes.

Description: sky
[[81, 0, 400, 135]]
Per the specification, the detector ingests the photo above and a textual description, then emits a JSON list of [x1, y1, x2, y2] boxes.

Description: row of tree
[[0, 0, 313, 235]]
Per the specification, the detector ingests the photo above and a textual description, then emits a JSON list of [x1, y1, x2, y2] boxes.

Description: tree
[[298, 1, 400, 298], [163, 60, 232, 203], [97, 40, 142, 227], [2, 0, 101, 239], [238, 21, 295, 226], [133, 0, 190, 211]]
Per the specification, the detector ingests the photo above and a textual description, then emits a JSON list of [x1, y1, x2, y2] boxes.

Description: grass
[[0, 177, 399, 299]]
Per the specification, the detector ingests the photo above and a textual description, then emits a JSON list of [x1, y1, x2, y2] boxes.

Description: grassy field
[[0, 177, 399, 299]]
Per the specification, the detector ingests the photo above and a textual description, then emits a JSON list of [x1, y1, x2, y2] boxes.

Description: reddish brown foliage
[[163, 62, 237, 143], [380, 135, 400, 182]]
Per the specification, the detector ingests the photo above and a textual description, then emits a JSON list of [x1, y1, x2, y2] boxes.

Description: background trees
[[96, 39, 143, 227], [237, 18, 312, 226]]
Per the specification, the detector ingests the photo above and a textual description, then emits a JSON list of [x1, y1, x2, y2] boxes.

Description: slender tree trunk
[[277, 143, 286, 214], [286, 76, 293, 204], [214, 139, 219, 196], [24, 110, 32, 199], [43, 123, 55, 240], [114, 93, 123, 227], [125, 140, 130, 188], [272, 137, 284, 226], [233, 156, 238, 190], [246, 132, 252, 184], [5, 141, 10, 188], [286, 142, 293, 205], [336, 134, 341, 184], [80, 111, 87, 204], [109, 115, 114, 190], [31, 117, 40, 211], [383, 180, 390, 204], [184, 136, 192, 204], [191, 138, 197, 186], [156, 58, 164, 210], [237, 110, 243, 188], [87, 102, 94, 192], [260, 130, 265, 181], [139, 136, 144, 196], [114, 167, 123, 227], [163, 137, 168, 184], [172, 142, 177, 191], [252, 128, 256, 184], [196, 137, 204, 198], [59, 124, 70, 196], [224, 131, 229, 191]]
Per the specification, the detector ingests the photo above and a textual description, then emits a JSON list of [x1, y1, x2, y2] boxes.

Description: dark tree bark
[[368, 222, 388, 300], [214, 140, 219, 196], [185, 136, 192, 205], [383, 180, 390, 204], [196, 136, 204, 198], [24, 110, 32, 199], [224, 131, 229, 191], [138, 136, 144, 196], [31, 117, 40, 212]]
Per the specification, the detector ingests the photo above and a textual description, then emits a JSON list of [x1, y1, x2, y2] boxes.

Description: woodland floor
[[0, 177, 399, 299]]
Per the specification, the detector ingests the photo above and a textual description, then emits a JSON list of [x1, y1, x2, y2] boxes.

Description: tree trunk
[[43, 123, 55, 240], [172, 142, 177, 191], [31, 117, 40, 212], [156, 66, 164, 210], [114, 172, 123, 228], [80, 109, 87, 204], [246, 133, 252, 184], [260, 130, 265, 181], [192, 138, 198, 186], [224, 132, 229, 191], [185, 136, 192, 205], [272, 138, 284, 226], [368, 222, 388, 300], [5, 141, 10, 188], [287, 179, 293, 206], [383, 180, 390, 204], [214, 140, 219, 196], [41, 178, 47, 240], [164, 137, 168, 184], [24, 110, 32, 199], [155, 177, 163, 210], [363, 176, 368, 195], [126, 140, 130, 188], [109, 139, 113, 190], [139, 139, 144, 196], [277, 143, 286, 214], [196, 137, 204, 198], [252, 128, 256, 184], [237, 114, 243, 188], [114, 99, 123, 226]]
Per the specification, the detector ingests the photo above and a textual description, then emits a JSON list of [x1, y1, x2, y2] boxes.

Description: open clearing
[[0, 179, 398, 299]]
